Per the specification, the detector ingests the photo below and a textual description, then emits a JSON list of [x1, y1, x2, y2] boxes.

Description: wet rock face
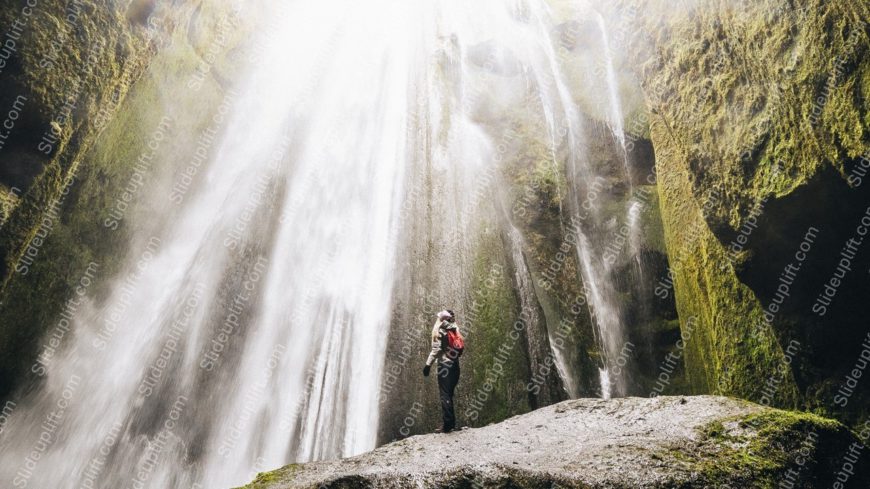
[[628, 0, 870, 422], [237, 396, 870, 489], [0, 0, 155, 192], [0, 0, 165, 398], [0, 0, 249, 401]]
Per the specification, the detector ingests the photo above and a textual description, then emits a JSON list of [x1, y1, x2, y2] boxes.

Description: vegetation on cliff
[[626, 0, 870, 425], [0, 0, 248, 400], [0, 1, 866, 485]]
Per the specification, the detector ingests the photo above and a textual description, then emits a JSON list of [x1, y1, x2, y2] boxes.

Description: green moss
[[0, 185, 18, 226], [233, 464, 300, 489], [633, 0, 869, 418], [651, 145, 799, 403], [664, 408, 856, 487], [640, 0, 868, 219]]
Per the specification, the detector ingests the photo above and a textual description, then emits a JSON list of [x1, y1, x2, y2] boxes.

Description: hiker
[[423, 309, 464, 433]]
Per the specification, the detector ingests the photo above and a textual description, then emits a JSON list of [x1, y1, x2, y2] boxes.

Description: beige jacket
[[426, 320, 461, 366]]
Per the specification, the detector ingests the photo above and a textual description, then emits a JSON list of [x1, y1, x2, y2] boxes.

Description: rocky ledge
[[237, 396, 869, 488]]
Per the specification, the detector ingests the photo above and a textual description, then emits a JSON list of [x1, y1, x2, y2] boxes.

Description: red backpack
[[446, 328, 464, 356]]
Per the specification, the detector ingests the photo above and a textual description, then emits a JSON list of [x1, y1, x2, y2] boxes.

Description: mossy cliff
[[0, 0, 161, 399], [0, 0, 248, 400], [623, 0, 870, 423], [0, 0, 166, 274]]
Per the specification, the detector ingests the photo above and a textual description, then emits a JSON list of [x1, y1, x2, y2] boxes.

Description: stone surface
[[237, 396, 869, 488]]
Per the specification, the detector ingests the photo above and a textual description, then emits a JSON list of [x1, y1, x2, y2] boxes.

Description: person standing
[[423, 309, 464, 433]]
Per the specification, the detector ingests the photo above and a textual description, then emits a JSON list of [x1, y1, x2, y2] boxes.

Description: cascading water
[[563, 8, 644, 399], [0, 1, 646, 487], [596, 13, 627, 152], [0, 2, 416, 487]]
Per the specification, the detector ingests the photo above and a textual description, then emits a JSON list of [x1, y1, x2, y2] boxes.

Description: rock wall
[[0, 0, 250, 400], [626, 0, 870, 424]]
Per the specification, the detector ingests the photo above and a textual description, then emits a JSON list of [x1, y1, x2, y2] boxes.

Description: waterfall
[[568, 10, 643, 399], [0, 3, 415, 487], [595, 12, 628, 158], [504, 225, 563, 405], [0, 1, 646, 487]]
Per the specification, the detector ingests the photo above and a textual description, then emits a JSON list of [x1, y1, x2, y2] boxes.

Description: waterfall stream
[[0, 1, 643, 487]]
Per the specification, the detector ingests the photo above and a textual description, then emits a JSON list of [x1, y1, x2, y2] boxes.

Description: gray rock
[[237, 396, 870, 488]]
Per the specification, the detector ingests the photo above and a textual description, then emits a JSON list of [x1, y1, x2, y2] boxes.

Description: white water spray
[[0, 1, 646, 487]]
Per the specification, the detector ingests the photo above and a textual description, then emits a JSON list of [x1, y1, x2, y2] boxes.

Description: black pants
[[437, 361, 460, 431]]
